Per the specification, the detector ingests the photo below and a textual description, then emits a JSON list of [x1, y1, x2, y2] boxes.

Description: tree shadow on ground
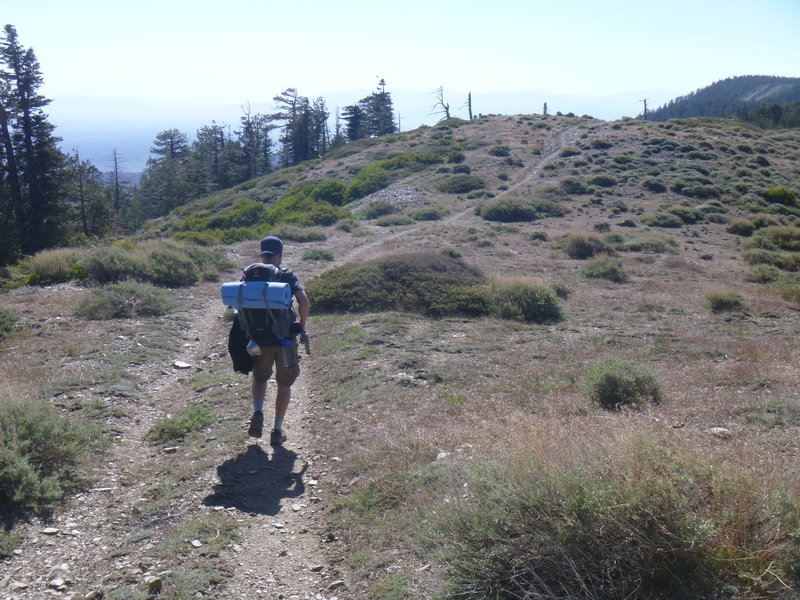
[[203, 444, 306, 516]]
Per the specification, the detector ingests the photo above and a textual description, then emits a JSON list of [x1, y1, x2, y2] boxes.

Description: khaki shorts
[[251, 344, 300, 386]]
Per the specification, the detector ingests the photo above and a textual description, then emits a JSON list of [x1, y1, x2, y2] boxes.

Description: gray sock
[[253, 398, 264, 413], [273, 415, 284, 431]]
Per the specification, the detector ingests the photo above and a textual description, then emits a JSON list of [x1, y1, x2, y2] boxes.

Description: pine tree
[[0, 24, 68, 263], [135, 128, 192, 218]]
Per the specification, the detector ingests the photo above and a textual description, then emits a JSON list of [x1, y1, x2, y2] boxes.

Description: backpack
[[237, 263, 297, 347]]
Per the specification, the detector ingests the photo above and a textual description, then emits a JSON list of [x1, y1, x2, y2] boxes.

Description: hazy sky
[[3, 0, 799, 167]]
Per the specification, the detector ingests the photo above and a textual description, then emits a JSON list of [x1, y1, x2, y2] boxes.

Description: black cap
[[259, 236, 283, 255]]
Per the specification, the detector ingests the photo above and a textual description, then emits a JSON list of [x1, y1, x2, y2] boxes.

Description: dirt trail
[[342, 126, 580, 264], [2, 286, 343, 600]]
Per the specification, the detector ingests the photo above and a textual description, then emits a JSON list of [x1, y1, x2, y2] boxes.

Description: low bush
[[727, 219, 756, 236], [452, 164, 471, 174], [361, 200, 395, 219], [0, 306, 20, 341], [375, 214, 415, 227], [642, 178, 667, 193], [0, 398, 99, 512], [559, 177, 590, 195], [643, 213, 684, 228], [270, 225, 327, 242], [587, 174, 618, 188], [438, 437, 800, 599], [26, 248, 82, 284], [583, 256, 627, 282], [745, 265, 782, 283], [584, 356, 661, 408], [559, 146, 581, 157], [669, 207, 705, 224], [770, 275, 800, 304], [562, 233, 606, 259], [763, 187, 797, 207], [410, 206, 449, 221], [74, 281, 173, 319], [706, 290, 744, 312], [439, 247, 462, 259], [335, 218, 361, 232], [488, 145, 510, 157], [489, 277, 563, 324], [302, 248, 334, 261], [746, 226, 800, 252], [79, 245, 150, 284], [619, 234, 677, 254], [147, 404, 216, 442], [436, 174, 485, 194], [548, 279, 572, 299], [477, 196, 564, 223], [147, 247, 200, 287]]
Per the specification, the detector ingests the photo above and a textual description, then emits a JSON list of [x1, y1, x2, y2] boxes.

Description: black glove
[[288, 322, 305, 337]]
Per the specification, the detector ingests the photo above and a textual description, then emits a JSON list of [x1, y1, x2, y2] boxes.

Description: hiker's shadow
[[203, 444, 306, 516]]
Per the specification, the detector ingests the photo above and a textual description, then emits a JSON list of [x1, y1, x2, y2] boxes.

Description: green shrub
[[643, 213, 684, 228], [438, 437, 800, 599], [583, 256, 627, 283], [770, 275, 800, 304], [745, 265, 782, 283], [584, 356, 661, 408], [559, 177, 589, 195], [591, 138, 613, 149], [26, 248, 81, 284], [375, 214, 414, 227], [669, 207, 704, 224], [0, 398, 99, 512], [477, 197, 564, 223], [266, 192, 350, 226], [727, 219, 756, 236], [620, 234, 677, 254], [587, 174, 618, 188], [489, 278, 562, 323], [548, 279, 571, 299], [74, 281, 173, 319], [763, 187, 797, 207], [447, 150, 465, 164], [488, 145, 510, 157], [306, 253, 489, 318], [562, 233, 606, 259], [440, 247, 462, 259], [452, 164, 471, 174], [361, 200, 395, 219], [642, 178, 667, 193], [706, 290, 744, 312], [746, 226, 800, 252], [270, 225, 327, 242], [0, 307, 19, 341], [410, 206, 449, 221], [147, 248, 200, 287], [335, 218, 361, 232], [147, 404, 216, 442], [436, 174, 485, 194], [79, 245, 150, 284], [302, 248, 334, 261], [559, 146, 581, 157]]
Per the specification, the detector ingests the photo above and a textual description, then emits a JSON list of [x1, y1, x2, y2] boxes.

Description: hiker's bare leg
[[252, 378, 267, 412], [276, 384, 291, 418]]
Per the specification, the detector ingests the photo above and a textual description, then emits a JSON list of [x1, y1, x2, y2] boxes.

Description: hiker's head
[[259, 235, 283, 264]]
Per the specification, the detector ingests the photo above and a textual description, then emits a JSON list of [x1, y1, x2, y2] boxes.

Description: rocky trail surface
[[1, 284, 348, 600]]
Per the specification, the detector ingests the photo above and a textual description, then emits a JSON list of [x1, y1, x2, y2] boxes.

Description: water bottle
[[281, 339, 297, 369], [246, 340, 261, 357]]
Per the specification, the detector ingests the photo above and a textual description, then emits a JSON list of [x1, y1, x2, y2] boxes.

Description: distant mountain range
[[646, 75, 800, 121]]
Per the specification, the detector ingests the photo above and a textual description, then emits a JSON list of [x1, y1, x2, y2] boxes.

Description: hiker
[[237, 235, 310, 445]]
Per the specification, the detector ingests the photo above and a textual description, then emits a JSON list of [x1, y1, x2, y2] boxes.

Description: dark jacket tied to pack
[[227, 263, 303, 375]]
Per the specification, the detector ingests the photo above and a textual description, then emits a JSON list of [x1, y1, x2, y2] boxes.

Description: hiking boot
[[248, 410, 264, 438], [270, 428, 287, 446]]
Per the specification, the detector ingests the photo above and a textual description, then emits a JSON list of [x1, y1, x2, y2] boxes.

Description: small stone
[[145, 575, 163, 594], [327, 580, 346, 590], [48, 577, 67, 589], [10, 581, 29, 591], [273, 522, 286, 529], [173, 361, 192, 369], [163, 447, 179, 454], [309, 565, 324, 572], [42, 527, 60, 535], [191, 539, 203, 548], [708, 427, 732, 438], [291, 503, 302, 512]]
